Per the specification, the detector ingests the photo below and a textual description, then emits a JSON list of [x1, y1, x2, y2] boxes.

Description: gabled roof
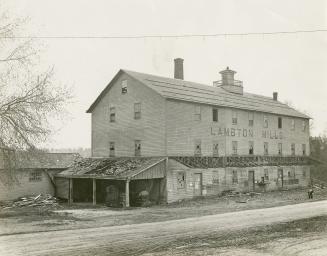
[[56, 157, 166, 179], [87, 69, 310, 119]]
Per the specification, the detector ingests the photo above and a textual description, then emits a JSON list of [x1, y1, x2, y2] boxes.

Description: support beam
[[92, 178, 96, 205], [69, 178, 73, 205], [125, 179, 130, 207]]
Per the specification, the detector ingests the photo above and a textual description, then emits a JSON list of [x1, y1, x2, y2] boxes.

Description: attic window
[[121, 80, 128, 93]]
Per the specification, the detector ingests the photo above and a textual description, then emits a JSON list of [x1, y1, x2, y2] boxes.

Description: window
[[248, 112, 254, 126], [291, 119, 295, 131], [177, 172, 186, 189], [291, 143, 295, 156], [29, 170, 42, 182], [134, 102, 141, 120], [109, 142, 115, 157], [232, 170, 238, 184], [121, 80, 127, 93], [302, 144, 306, 156], [135, 140, 141, 156], [232, 110, 237, 125], [278, 117, 282, 129], [264, 169, 269, 181], [249, 141, 254, 155], [194, 140, 201, 156], [263, 115, 268, 128], [302, 169, 306, 177], [288, 167, 296, 179], [213, 142, 219, 156], [302, 120, 307, 132], [278, 143, 283, 155], [212, 108, 218, 122], [264, 142, 269, 155], [212, 171, 219, 184], [194, 105, 201, 121], [109, 106, 116, 122], [232, 141, 238, 155]]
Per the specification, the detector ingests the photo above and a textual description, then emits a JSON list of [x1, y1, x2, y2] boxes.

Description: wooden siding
[[55, 177, 69, 199], [132, 160, 166, 180], [0, 169, 59, 201], [166, 99, 310, 157], [91, 73, 166, 157], [166, 159, 310, 203]]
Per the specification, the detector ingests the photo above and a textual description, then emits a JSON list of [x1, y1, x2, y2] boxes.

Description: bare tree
[[0, 10, 72, 150]]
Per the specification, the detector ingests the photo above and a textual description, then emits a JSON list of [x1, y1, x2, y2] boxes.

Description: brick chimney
[[273, 92, 278, 101], [174, 58, 184, 80]]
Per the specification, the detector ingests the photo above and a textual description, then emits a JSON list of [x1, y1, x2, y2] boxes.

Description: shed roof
[[56, 157, 166, 179], [87, 69, 309, 119]]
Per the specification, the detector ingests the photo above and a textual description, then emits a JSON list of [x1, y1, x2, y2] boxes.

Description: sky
[[3, 0, 327, 149]]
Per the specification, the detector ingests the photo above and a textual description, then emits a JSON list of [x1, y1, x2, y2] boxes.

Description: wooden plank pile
[[4, 194, 59, 208]]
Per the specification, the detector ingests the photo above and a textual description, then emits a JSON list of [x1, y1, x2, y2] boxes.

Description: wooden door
[[277, 168, 284, 188], [248, 170, 255, 191], [193, 173, 202, 196]]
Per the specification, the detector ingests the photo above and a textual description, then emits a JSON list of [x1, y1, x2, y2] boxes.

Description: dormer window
[[121, 80, 128, 94]]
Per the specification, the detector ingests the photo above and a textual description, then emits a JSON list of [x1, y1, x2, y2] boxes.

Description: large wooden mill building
[[56, 59, 311, 206]]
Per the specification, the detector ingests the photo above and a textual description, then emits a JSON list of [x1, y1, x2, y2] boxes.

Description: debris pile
[[4, 194, 59, 209]]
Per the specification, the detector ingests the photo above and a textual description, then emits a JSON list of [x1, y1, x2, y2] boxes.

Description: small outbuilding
[[0, 148, 79, 201], [55, 157, 167, 207]]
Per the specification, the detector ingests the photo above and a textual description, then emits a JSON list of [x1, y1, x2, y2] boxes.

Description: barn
[[57, 58, 312, 205]]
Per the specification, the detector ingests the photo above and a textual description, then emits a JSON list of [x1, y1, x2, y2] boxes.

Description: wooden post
[[69, 178, 73, 205], [125, 179, 130, 207], [92, 178, 96, 205]]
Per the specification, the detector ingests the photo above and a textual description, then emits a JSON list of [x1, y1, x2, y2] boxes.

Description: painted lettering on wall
[[211, 127, 254, 138], [262, 130, 283, 140], [210, 127, 283, 139]]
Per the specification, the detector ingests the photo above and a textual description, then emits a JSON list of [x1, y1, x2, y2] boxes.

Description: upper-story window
[[232, 141, 238, 155], [248, 112, 254, 126], [194, 140, 201, 156], [302, 144, 306, 156], [264, 142, 269, 155], [249, 141, 254, 155], [194, 105, 201, 121], [278, 143, 283, 156], [291, 119, 295, 131], [213, 142, 219, 156], [232, 110, 237, 125], [278, 117, 282, 129], [135, 140, 141, 156], [109, 106, 116, 122], [302, 120, 307, 132], [109, 142, 115, 157], [291, 143, 295, 156], [121, 80, 128, 94], [134, 102, 141, 119], [212, 108, 218, 122], [263, 115, 268, 128]]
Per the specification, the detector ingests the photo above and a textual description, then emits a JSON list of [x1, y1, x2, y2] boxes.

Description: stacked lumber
[[5, 194, 59, 208]]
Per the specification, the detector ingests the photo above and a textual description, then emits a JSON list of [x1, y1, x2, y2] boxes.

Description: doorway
[[193, 173, 202, 196], [248, 170, 255, 192], [277, 168, 284, 188]]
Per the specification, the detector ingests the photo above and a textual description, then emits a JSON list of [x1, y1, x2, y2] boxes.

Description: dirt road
[[1, 200, 327, 256]]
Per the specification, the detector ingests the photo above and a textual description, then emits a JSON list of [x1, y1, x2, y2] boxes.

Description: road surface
[[1, 200, 327, 256]]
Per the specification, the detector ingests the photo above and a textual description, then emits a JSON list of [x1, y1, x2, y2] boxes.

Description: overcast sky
[[4, 0, 327, 149]]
